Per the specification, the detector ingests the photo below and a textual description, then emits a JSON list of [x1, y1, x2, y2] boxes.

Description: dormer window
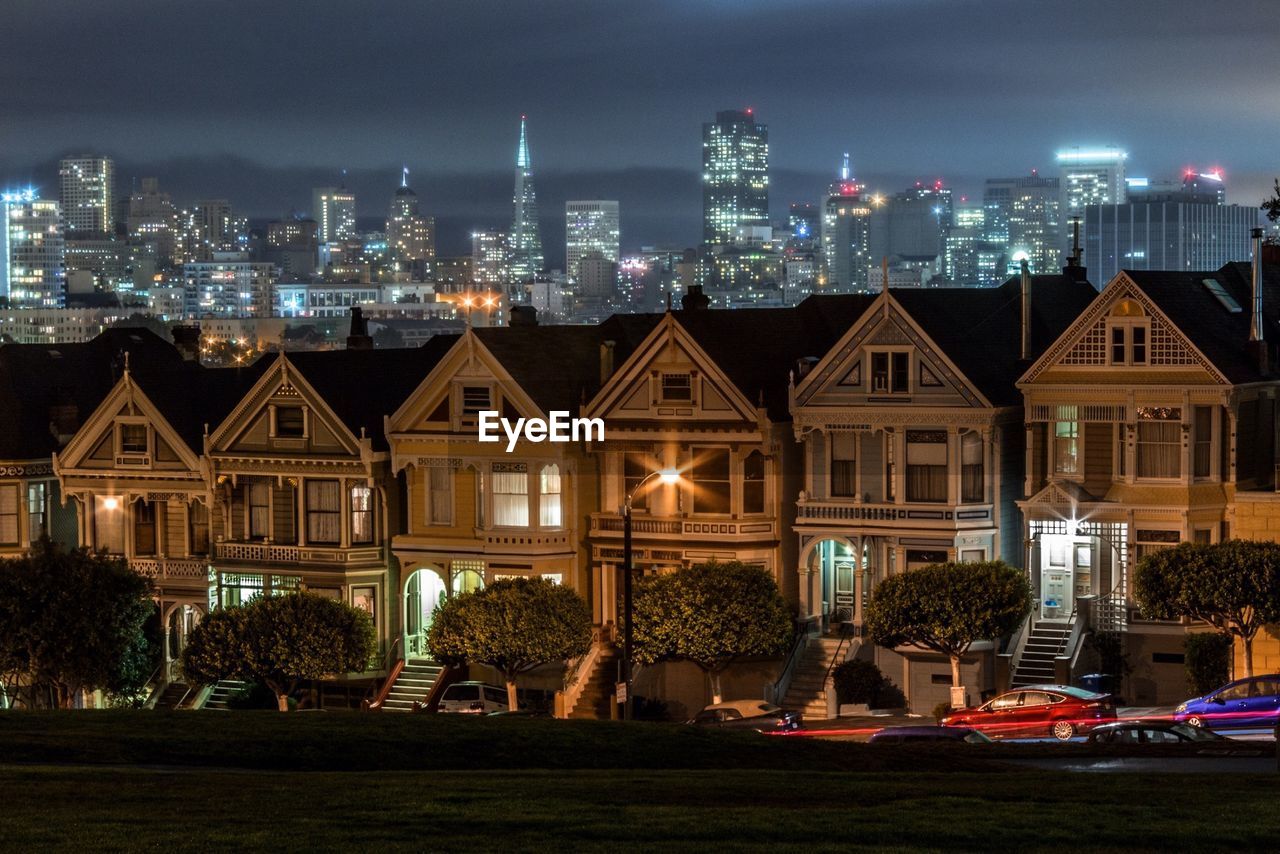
[[1107, 300, 1149, 366], [870, 351, 909, 394], [119, 423, 148, 455], [660, 373, 693, 402], [275, 406, 305, 438], [461, 386, 491, 416]]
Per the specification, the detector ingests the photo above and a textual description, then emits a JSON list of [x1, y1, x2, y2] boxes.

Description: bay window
[[742, 451, 765, 514], [1136, 407, 1181, 479], [248, 480, 271, 540], [540, 465, 562, 527], [306, 479, 341, 543], [493, 463, 529, 527], [350, 485, 373, 544], [623, 453, 653, 511], [425, 465, 453, 525], [190, 501, 210, 555], [830, 433, 857, 497], [906, 430, 947, 503], [691, 448, 731, 514], [961, 431, 984, 502], [94, 495, 125, 554]]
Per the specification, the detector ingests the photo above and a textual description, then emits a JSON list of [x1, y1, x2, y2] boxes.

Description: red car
[[942, 685, 1116, 741]]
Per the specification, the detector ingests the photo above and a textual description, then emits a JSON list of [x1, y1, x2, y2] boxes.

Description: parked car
[[869, 725, 992, 744], [1173, 675, 1280, 732], [688, 700, 802, 733], [942, 685, 1116, 740], [1088, 720, 1229, 745], [438, 681, 509, 714], [486, 708, 550, 718]]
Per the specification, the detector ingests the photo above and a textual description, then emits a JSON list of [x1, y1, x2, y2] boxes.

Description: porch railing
[[213, 542, 382, 564], [130, 558, 209, 580], [795, 500, 993, 524]]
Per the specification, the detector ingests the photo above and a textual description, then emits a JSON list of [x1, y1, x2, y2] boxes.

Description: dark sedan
[[943, 685, 1116, 740], [1087, 720, 1228, 744], [689, 700, 803, 733]]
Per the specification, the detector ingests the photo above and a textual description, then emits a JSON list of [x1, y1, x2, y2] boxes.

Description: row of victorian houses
[[3, 238, 1280, 717]]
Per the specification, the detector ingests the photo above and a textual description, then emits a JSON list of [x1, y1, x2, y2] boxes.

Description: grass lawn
[[0, 713, 1277, 850]]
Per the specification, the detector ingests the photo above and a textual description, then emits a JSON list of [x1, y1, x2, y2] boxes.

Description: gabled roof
[[891, 275, 1097, 406], [129, 360, 271, 453], [0, 328, 186, 461], [1121, 262, 1280, 384]]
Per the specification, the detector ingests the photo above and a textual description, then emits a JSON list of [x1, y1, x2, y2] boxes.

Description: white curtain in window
[[0, 484, 19, 545], [306, 480, 341, 543], [492, 466, 529, 527], [350, 485, 373, 543], [248, 481, 271, 538], [540, 465, 562, 527], [427, 466, 452, 525], [1137, 421, 1180, 478]]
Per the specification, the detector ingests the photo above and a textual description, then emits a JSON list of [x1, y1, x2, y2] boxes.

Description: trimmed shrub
[[832, 659, 905, 708], [1184, 633, 1233, 696]]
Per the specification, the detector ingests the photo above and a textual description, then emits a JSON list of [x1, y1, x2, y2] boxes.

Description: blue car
[[1173, 674, 1280, 732]]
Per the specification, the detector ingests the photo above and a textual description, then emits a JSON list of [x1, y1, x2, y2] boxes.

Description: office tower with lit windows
[[2, 191, 66, 307], [313, 186, 358, 243], [508, 116, 544, 287], [944, 203, 986, 286], [869, 181, 952, 276], [193, 199, 236, 254], [1057, 147, 1127, 247], [565, 200, 620, 281], [183, 252, 275, 317], [702, 109, 769, 246], [983, 172, 1060, 274], [472, 229, 510, 288], [58, 156, 114, 234], [127, 177, 178, 263], [387, 169, 436, 272], [820, 162, 874, 292]]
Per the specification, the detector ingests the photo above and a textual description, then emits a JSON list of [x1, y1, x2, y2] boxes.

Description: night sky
[[3, 0, 1277, 262]]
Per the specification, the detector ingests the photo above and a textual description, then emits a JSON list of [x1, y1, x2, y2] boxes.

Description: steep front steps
[[782, 635, 853, 721], [1010, 622, 1072, 688], [201, 680, 247, 710], [379, 659, 444, 712], [155, 681, 192, 709], [569, 648, 619, 719]]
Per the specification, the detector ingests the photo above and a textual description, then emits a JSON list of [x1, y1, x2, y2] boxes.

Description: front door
[[834, 560, 855, 622], [403, 568, 447, 659], [1040, 537, 1074, 620]]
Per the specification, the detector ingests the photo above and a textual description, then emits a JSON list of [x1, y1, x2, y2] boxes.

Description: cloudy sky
[[2, 0, 1277, 260]]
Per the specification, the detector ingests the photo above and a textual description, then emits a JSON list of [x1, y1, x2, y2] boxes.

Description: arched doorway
[[165, 604, 203, 681], [404, 568, 447, 659], [804, 537, 874, 628]]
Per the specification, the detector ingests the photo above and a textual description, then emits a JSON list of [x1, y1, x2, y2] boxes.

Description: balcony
[[589, 512, 777, 542], [129, 557, 209, 581], [214, 541, 383, 566], [795, 499, 994, 530]]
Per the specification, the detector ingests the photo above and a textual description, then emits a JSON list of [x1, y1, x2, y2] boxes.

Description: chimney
[[171, 324, 201, 361], [599, 340, 616, 384], [1063, 216, 1087, 282], [346, 306, 373, 350], [681, 284, 709, 311], [510, 305, 538, 327], [1020, 259, 1032, 360]]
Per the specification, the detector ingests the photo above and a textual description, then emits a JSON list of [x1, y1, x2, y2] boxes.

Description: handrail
[[557, 636, 605, 718], [365, 658, 405, 711], [766, 617, 815, 704], [416, 664, 459, 713], [823, 623, 854, 686]]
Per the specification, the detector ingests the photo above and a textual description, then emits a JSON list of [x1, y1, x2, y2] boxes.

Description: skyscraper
[[508, 116, 544, 287], [472, 229, 510, 288], [944, 203, 986, 286], [702, 109, 769, 246], [2, 190, 66, 307], [387, 168, 436, 271], [565, 200, 620, 281], [983, 172, 1060, 274], [820, 160, 874, 292], [1057, 147, 1127, 247], [126, 177, 178, 264], [313, 186, 358, 243], [869, 181, 952, 275], [58, 156, 114, 234]]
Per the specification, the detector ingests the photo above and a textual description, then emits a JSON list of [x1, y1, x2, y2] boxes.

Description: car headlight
[[1174, 703, 1187, 713]]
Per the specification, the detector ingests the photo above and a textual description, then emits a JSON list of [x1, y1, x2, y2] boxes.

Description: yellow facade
[[1228, 491, 1280, 675]]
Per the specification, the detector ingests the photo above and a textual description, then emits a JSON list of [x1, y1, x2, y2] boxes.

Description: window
[[492, 463, 529, 527], [1134, 529, 1181, 561], [1109, 321, 1150, 366], [0, 484, 19, 545], [830, 433, 857, 497], [460, 386, 490, 416], [452, 561, 485, 595], [1136, 407, 1181, 479], [691, 449, 731, 514], [1193, 406, 1213, 478], [624, 453, 654, 511], [306, 479, 341, 544], [94, 495, 125, 554], [134, 500, 157, 556], [1054, 422, 1079, 476], [1116, 424, 1128, 477], [275, 406, 305, 438], [219, 572, 263, 608], [425, 466, 453, 525], [660, 373, 692, 402], [350, 485, 373, 544], [742, 451, 765, 514], [885, 433, 897, 501], [906, 430, 947, 503], [119, 423, 147, 454], [870, 352, 909, 393], [1131, 326, 1147, 365], [248, 481, 271, 539], [26, 482, 47, 542], [539, 465, 562, 527], [961, 431, 983, 502], [190, 501, 210, 555], [352, 586, 377, 630]]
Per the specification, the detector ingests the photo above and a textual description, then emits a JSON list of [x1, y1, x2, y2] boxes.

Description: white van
[[438, 681, 510, 714]]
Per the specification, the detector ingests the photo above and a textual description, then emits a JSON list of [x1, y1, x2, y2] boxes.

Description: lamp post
[[621, 467, 680, 721]]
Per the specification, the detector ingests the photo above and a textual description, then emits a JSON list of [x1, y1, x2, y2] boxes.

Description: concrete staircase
[[1010, 622, 1071, 688], [154, 681, 192, 709], [569, 647, 619, 719], [781, 636, 851, 721], [202, 679, 247, 710], [379, 659, 444, 712]]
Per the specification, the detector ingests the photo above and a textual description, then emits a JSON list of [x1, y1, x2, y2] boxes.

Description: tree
[[631, 560, 793, 704], [1133, 540, 1280, 677], [1261, 178, 1280, 225], [427, 578, 591, 709], [181, 592, 375, 711], [0, 539, 155, 708], [865, 560, 1032, 690]]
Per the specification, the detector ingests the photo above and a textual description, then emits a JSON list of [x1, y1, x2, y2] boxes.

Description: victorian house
[[788, 270, 1096, 714], [1016, 255, 1280, 704]]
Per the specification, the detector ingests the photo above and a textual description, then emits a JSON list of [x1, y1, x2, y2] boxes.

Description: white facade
[[1057, 148, 1127, 247], [58, 156, 114, 234], [3, 195, 66, 308], [0, 307, 129, 344], [565, 200, 620, 281], [183, 253, 275, 318]]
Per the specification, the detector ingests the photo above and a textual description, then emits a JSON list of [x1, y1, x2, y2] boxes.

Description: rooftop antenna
[[841, 152, 850, 182], [401, 166, 409, 189]]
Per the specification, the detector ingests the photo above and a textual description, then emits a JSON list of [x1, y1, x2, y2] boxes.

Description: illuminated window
[[493, 463, 529, 527], [306, 480, 341, 543], [692, 448, 731, 514], [350, 485, 373, 544], [0, 484, 19, 545], [539, 465, 562, 527], [1054, 422, 1079, 476]]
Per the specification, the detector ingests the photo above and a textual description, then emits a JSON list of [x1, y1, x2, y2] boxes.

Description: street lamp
[[621, 467, 680, 721]]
